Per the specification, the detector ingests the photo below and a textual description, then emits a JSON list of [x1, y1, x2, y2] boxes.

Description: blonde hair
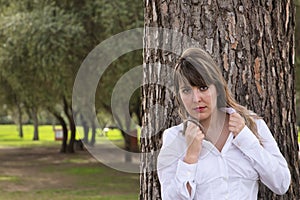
[[174, 48, 261, 140]]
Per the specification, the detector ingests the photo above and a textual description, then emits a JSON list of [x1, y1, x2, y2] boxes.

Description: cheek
[[180, 95, 191, 108], [203, 91, 217, 104]]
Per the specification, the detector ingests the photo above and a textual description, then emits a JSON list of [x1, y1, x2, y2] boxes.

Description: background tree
[[0, 2, 85, 144], [0, 76, 24, 137], [295, 0, 300, 126], [80, 0, 143, 151], [141, 0, 299, 199], [0, 0, 144, 152]]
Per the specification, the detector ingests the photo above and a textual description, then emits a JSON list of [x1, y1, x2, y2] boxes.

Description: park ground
[[0, 125, 140, 200], [0, 145, 140, 200], [0, 125, 299, 200]]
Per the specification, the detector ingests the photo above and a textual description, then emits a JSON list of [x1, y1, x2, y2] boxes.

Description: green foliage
[[0, 0, 144, 131], [0, 3, 85, 111]]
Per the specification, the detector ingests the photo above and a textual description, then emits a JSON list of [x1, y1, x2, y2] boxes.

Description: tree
[[295, 0, 300, 126], [72, 0, 143, 151], [0, 76, 24, 137], [140, 1, 300, 199], [0, 2, 85, 142], [0, 0, 144, 152]]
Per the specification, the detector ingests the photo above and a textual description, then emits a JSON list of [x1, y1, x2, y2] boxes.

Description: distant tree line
[[0, 0, 143, 153]]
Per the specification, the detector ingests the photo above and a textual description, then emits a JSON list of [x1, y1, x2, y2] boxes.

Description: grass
[[0, 193, 139, 200], [0, 124, 126, 148], [0, 124, 140, 200], [0, 175, 20, 182], [0, 165, 139, 200], [37, 164, 140, 200], [0, 124, 298, 200], [0, 125, 58, 147]]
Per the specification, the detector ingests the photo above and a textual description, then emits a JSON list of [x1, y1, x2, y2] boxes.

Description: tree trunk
[[63, 97, 76, 153], [80, 114, 89, 144], [141, 0, 299, 199], [32, 107, 39, 141], [17, 103, 23, 138], [114, 113, 132, 162], [90, 119, 96, 146], [67, 114, 76, 153], [52, 112, 68, 153]]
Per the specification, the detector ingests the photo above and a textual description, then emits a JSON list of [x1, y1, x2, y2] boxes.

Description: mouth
[[193, 106, 206, 112]]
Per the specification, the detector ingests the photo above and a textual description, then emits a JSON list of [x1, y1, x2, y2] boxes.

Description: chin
[[190, 114, 207, 122]]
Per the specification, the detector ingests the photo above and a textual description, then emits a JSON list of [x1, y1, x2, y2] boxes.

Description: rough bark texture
[[17, 103, 23, 138], [53, 112, 68, 153], [141, 0, 299, 199], [32, 108, 39, 141], [63, 97, 76, 153]]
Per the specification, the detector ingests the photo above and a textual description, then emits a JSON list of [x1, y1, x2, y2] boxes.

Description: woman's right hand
[[184, 122, 205, 164]]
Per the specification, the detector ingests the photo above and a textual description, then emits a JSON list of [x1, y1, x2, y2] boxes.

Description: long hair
[[174, 48, 260, 140]]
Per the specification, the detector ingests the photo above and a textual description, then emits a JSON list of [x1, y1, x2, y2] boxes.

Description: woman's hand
[[184, 122, 205, 164], [228, 112, 245, 137]]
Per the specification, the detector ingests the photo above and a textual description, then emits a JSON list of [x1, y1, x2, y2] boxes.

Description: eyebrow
[[179, 84, 191, 88]]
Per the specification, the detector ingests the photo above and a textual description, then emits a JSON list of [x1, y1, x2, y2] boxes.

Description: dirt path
[[0, 146, 97, 192], [0, 144, 141, 197]]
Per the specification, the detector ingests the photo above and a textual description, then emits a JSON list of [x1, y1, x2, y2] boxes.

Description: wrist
[[184, 154, 199, 164]]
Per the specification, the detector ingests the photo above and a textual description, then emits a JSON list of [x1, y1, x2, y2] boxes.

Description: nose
[[192, 87, 202, 102]]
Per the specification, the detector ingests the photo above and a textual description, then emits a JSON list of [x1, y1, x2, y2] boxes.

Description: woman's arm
[[157, 128, 199, 200], [232, 119, 291, 194]]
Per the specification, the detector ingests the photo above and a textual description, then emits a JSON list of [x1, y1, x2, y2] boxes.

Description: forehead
[[176, 71, 208, 88], [178, 77, 191, 87]]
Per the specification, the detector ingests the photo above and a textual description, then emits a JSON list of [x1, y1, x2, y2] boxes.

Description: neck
[[201, 109, 227, 137]]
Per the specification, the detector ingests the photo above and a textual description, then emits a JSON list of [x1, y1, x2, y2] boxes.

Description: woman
[[157, 48, 291, 200]]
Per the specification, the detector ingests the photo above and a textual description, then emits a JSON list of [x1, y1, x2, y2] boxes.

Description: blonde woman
[[157, 48, 291, 200]]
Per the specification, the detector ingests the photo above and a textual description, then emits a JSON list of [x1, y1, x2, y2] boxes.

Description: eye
[[199, 86, 208, 91], [181, 87, 192, 94]]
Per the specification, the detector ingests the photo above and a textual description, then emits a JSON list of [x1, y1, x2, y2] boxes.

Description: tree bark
[[32, 107, 39, 141], [90, 118, 96, 146], [114, 113, 133, 162], [141, 0, 299, 199], [80, 114, 89, 144], [16, 103, 23, 138], [63, 96, 76, 153], [52, 111, 68, 153]]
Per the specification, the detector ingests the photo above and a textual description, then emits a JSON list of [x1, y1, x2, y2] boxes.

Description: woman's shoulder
[[254, 118, 268, 128], [164, 123, 184, 134], [253, 118, 278, 143], [162, 123, 185, 144]]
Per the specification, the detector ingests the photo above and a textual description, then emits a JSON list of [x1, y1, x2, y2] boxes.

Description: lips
[[194, 106, 206, 112]]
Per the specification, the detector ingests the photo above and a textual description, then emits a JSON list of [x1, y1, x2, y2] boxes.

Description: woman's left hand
[[228, 112, 245, 137]]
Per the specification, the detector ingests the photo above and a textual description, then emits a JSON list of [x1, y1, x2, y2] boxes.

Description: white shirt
[[157, 109, 291, 200]]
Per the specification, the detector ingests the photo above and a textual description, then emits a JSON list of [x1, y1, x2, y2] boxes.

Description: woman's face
[[179, 82, 218, 122]]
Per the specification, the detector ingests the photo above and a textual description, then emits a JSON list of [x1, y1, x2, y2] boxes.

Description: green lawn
[[0, 124, 58, 147], [0, 124, 126, 148], [0, 147, 140, 200], [0, 124, 298, 200], [0, 124, 139, 200]]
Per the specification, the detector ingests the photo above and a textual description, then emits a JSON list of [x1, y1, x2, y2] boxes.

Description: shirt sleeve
[[232, 119, 291, 195], [157, 128, 197, 200]]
